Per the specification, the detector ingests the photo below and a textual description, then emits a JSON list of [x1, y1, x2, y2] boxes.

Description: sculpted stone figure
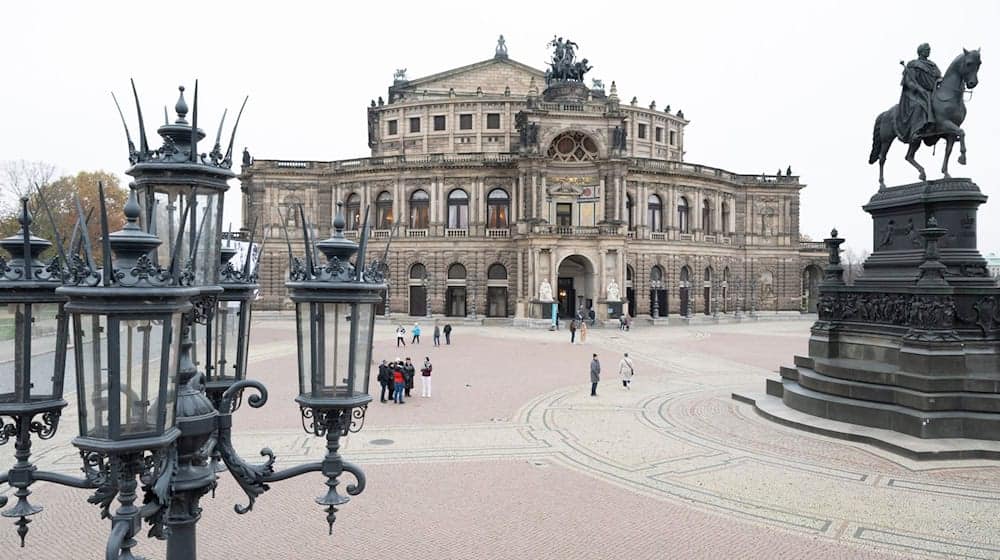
[[869, 45, 982, 187], [896, 43, 942, 144], [607, 279, 621, 302], [539, 278, 554, 302]]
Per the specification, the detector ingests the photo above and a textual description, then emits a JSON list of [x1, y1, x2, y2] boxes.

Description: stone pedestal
[[737, 179, 1000, 458], [604, 300, 623, 320]]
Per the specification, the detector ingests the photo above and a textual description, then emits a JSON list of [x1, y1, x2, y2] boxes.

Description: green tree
[[0, 170, 127, 263]]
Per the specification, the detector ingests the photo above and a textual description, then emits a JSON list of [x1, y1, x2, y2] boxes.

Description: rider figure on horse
[[895, 43, 942, 143]]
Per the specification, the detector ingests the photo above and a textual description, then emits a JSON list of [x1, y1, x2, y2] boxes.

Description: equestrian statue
[[869, 44, 981, 188]]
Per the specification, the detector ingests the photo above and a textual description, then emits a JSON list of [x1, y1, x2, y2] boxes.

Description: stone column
[[539, 173, 547, 221], [530, 173, 538, 220]]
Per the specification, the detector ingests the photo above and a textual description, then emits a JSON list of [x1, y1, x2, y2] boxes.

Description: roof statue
[[869, 44, 982, 188], [544, 35, 592, 84], [495, 35, 508, 59], [393, 68, 408, 83]]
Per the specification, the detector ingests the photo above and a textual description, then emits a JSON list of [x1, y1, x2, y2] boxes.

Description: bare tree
[[842, 246, 870, 285], [1, 160, 57, 210]]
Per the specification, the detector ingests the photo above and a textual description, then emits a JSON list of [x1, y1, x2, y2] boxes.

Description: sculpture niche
[[869, 44, 981, 188]]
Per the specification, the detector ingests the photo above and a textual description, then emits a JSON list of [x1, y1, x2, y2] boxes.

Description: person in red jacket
[[392, 359, 406, 404]]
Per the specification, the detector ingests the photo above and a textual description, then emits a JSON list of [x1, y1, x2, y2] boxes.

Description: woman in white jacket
[[618, 353, 635, 390]]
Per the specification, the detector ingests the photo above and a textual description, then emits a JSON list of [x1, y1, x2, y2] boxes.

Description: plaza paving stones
[[2, 319, 998, 559]]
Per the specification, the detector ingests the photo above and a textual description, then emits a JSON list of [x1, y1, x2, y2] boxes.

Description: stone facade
[[242, 41, 826, 320]]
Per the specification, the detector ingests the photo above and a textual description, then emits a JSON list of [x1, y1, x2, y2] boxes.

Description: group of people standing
[[378, 356, 434, 403], [396, 322, 453, 347]]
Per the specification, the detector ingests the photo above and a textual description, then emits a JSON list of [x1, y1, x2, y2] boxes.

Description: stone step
[[780, 379, 1000, 440], [811, 357, 1000, 394], [795, 366, 1000, 413]]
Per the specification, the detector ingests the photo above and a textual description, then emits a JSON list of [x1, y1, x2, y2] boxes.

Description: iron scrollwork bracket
[[215, 379, 276, 514]]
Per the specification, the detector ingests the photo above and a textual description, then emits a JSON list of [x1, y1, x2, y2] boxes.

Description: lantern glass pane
[[296, 302, 312, 397], [0, 303, 27, 404], [321, 303, 351, 397], [28, 303, 64, 401], [78, 314, 110, 439], [351, 302, 375, 396], [236, 300, 252, 381], [213, 300, 242, 381], [191, 319, 211, 381], [118, 318, 167, 436], [139, 189, 222, 286], [163, 314, 182, 430]]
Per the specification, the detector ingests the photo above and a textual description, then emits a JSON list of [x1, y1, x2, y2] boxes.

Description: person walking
[[569, 319, 577, 344], [443, 323, 452, 345], [590, 353, 601, 396], [580, 321, 588, 344], [420, 356, 433, 397], [403, 357, 416, 397], [619, 352, 635, 390], [412, 322, 422, 344], [392, 360, 406, 404], [433, 322, 441, 347], [395, 325, 406, 347], [377, 360, 392, 402]]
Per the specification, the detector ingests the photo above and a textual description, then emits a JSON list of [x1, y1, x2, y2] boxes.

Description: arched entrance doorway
[[556, 255, 595, 319], [679, 266, 692, 317], [486, 263, 509, 317], [409, 263, 427, 316], [802, 265, 822, 312], [446, 263, 467, 317]]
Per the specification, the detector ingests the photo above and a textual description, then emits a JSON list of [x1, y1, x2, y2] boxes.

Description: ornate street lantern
[[59, 185, 196, 558], [205, 234, 259, 410], [121, 81, 245, 288], [0, 198, 69, 544], [286, 203, 383, 530]]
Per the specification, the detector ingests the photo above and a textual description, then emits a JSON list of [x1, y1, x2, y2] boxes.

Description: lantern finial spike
[[35, 183, 69, 279], [175, 85, 189, 124], [97, 181, 113, 286], [356, 205, 371, 281], [189, 79, 199, 163], [223, 96, 249, 167], [19, 197, 31, 280], [130, 78, 149, 157], [123, 184, 141, 230]]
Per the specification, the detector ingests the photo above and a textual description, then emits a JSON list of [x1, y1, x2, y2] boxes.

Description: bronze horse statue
[[869, 48, 981, 188]]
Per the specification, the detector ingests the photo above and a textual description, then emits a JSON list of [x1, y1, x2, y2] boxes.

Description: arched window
[[280, 196, 301, 229], [702, 199, 712, 232], [650, 265, 664, 282], [346, 193, 361, 231], [547, 131, 599, 162], [680, 266, 691, 285], [626, 193, 634, 230], [721, 201, 731, 234], [647, 194, 662, 232], [678, 197, 690, 233], [376, 191, 393, 229], [704, 267, 712, 283], [627, 265, 634, 282], [723, 267, 730, 283], [409, 263, 427, 280], [448, 263, 467, 280], [409, 189, 429, 229], [487, 263, 507, 280], [447, 189, 469, 229], [486, 188, 510, 229]]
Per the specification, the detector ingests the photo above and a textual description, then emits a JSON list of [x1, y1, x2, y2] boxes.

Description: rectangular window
[[448, 204, 468, 229], [409, 117, 421, 133], [460, 114, 473, 130], [669, 130, 676, 146], [486, 113, 501, 129], [433, 115, 446, 131], [556, 203, 573, 227], [655, 127, 663, 142], [638, 124, 647, 139], [387, 120, 398, 135]]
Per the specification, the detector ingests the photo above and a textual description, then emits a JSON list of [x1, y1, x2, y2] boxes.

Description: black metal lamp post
[[60, 185, 196, 559], [650, 280, 662, 318], [287, 202, 382, 532], [0, 198, 70, 545]]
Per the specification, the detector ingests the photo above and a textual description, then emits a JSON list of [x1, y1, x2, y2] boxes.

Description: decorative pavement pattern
[[2, 318, 998, 559]]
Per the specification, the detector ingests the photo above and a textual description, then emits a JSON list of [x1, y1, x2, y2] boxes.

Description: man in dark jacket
[[590, 353, 601, 396], [403, 357, 416, 397], [377, 360, 391, 403], [443, 323, 453, 345]]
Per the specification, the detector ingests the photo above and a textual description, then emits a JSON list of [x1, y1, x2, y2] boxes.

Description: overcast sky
[[1, 0, 998, 255]]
